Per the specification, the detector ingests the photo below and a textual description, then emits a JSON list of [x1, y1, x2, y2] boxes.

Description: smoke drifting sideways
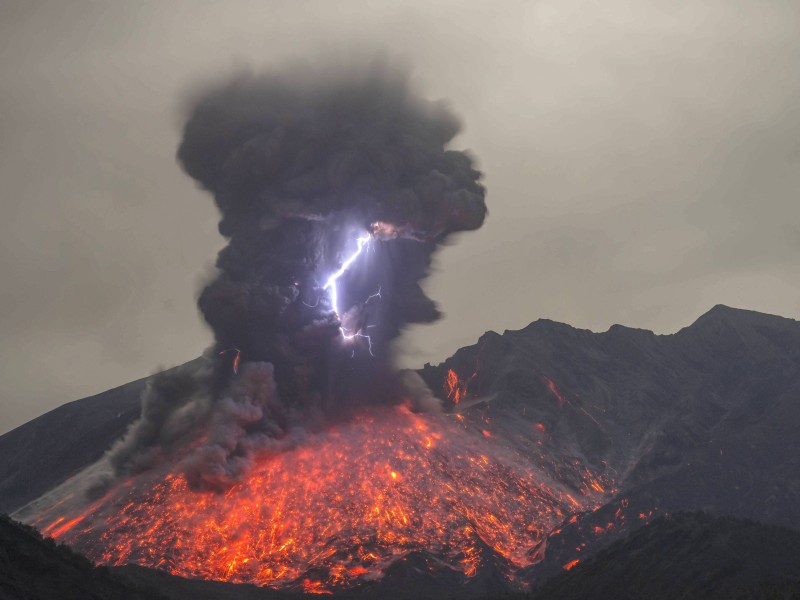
[[106, 61, 487, 491]]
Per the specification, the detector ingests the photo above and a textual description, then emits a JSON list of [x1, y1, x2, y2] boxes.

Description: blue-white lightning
[[323, 233, 371, 317], [322, 232, 380, 354]]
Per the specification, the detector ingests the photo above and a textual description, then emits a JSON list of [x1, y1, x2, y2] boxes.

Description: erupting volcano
[[29, 402, 612, 592], [13, 60, 616, 593]]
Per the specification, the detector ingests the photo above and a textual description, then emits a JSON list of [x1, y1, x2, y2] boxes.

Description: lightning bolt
[[323, 233, 371, 317], [322, 233, 381, 355]]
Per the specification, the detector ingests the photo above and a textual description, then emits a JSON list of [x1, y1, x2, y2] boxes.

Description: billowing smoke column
[[107, 62, 486, 490]]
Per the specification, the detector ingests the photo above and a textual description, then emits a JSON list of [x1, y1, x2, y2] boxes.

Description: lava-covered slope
[[1, 305, 799, 594]]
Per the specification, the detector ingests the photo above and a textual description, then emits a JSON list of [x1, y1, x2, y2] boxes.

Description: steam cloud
[[107, 60, 487, 489]]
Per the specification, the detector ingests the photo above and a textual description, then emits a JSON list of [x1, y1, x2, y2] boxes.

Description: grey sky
[[1, 0, 798, 435]]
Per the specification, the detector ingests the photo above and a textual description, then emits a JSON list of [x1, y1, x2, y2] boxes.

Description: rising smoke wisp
[[107, 60, 487, 489]]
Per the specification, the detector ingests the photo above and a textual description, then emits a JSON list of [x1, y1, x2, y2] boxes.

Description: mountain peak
[[687, 304, 798, 332], [700, 303, 753, 320]]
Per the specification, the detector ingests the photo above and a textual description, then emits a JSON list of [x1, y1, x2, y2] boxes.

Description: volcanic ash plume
[[104, 61, 487, 489], [17, 62, 622, 593]]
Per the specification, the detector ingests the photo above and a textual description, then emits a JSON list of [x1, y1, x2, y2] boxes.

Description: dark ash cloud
[[104, 60, 487, 489]]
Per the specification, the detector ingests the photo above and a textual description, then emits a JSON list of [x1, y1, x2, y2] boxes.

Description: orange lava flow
[[563, 559, 580, 571], [444, 368, 476, 404], [34, 405, 609, 592]]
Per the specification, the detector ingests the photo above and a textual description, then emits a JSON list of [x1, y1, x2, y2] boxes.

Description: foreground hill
[[528, 512, 800, 600], [0, 514, 163, 600]]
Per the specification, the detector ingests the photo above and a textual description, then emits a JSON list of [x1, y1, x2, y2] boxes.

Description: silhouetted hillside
[[528, 512, 800, 600], [0, 514, 165, 600], [0, 358, 206, 514]]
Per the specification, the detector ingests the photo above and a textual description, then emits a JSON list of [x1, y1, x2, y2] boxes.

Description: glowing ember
[[544, 376, 603, 428], [444, 368, 476, 404], [219, 348, 241, 374], [31, 406, 611, 592]]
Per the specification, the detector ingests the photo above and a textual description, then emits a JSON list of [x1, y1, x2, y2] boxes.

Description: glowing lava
[[444, 368, 476, 404], [31, 405, 611, 592], [219, 348, 242, 374]]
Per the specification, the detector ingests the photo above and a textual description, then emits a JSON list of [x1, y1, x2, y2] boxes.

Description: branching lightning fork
[[323, 232, 381, 355]]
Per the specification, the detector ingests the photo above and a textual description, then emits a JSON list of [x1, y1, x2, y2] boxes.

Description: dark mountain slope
[[0, 358, 206, 514], [421, 305, 800, 512], [0, 514, 165, 600], [0, 381, 144, 515], [528, 512, 800, 600], [417, 305, 800, 580]]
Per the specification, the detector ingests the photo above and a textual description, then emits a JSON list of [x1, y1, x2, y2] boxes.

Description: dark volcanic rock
[[0, 514, 167, 600], [529, 512, 800, 600], [422, 305, 800, 525], [0, 380, 144, 515], [0, 358, 206, 514], [112, 564, 301, 600]]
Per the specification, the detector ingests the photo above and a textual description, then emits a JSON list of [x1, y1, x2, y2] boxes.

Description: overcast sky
[[1, 0, 798, 435]]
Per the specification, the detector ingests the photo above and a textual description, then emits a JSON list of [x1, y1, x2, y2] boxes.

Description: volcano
[[14, 375, 611, 593], [4, 304, 800, 596]]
